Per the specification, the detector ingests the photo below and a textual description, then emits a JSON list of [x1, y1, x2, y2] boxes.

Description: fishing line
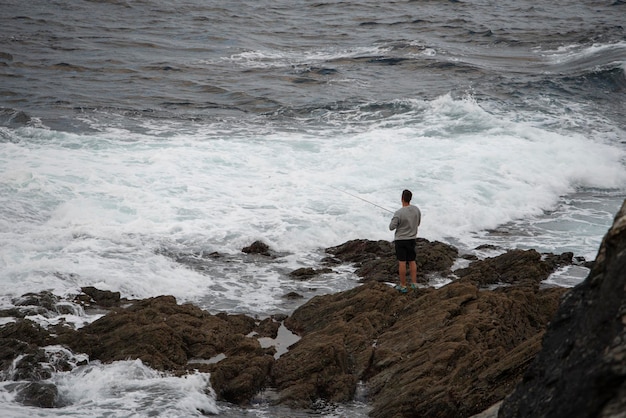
[[329, 185, 394, 214]]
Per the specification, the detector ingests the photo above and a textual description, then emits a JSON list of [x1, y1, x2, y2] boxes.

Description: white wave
[[540, 40, 626, 72], [0, 94, 624, 308], [217, 44, 391, 69], [0, 359, 218, 417], [52, 360, 218, 417]]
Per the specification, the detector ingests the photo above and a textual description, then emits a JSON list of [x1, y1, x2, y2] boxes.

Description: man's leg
[[398, 261, 407, 288], [409, 260, 417, 285]]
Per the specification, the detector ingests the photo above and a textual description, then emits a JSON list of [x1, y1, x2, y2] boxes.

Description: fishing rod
[[329, 185, 394, 214]]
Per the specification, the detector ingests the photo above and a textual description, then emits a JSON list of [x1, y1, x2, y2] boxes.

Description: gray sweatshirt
[[389, 205, 421, 240]]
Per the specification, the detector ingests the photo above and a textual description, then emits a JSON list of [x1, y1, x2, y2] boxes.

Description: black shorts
[[394, 239, 416, 262]]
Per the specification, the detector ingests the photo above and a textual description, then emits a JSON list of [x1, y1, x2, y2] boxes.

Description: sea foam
[[0, 94, 624, 307]]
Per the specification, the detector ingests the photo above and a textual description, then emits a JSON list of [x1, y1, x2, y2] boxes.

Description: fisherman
[[389, 189, 421, 293]]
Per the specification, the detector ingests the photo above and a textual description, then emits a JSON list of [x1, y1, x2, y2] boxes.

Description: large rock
[[273, 280, 566, 417], [455, 249, 573, 286], [75, 286, 121, 307], [13, 381, 62, 408], [273, 283, 406, 407], [499, 200, 626, 418], [325, 238, 459, 282], [0, 320, 52, 379], [58, 295, 277, 405]]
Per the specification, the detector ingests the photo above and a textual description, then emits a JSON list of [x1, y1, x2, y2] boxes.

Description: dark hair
[[402, 189, 412, 203]]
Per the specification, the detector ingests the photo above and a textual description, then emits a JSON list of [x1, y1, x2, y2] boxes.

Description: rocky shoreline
[[2, 201, 625, 417]]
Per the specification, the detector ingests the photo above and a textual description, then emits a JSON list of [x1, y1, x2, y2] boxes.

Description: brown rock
[[326, 238, 458, 283], [78, 286, 121, 307], [0, 319, 50, 347], [283, 292, 304, 299], [202, 339, 274, 405], [255, 317, 281, 338], [272, 329, 358, 407], [273, 280, 566, 417], [326, 239, 394, 264], [242, 240, 272, 256], [58, 295, 274, 404], [14, 381, 62, 408], [14, 291, 59, 311], [63, 296, 242, 368], [289, 267, 333, 280], [455, 249, 572, 286], [0, 319, 53, 380], [415, 238, 459, 273]]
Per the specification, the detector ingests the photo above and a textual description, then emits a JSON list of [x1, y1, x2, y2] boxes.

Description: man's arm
[[389, 215, 399, 231]]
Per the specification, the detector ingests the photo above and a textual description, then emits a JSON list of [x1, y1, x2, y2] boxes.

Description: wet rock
[[0, 305, 49, 318], [78, 286, 121, 307], [454, 249, 572, 287], [475, 244, 499, 251], [354, 256, 398, 283], [3, 290, 84, 318], [242, 240, 272, 256], [543, 251, 574, 270], [321, 255, 343, 265], [63, 296, 246, 369], [462, 253, 480, 261], [283, 291, 304, 299], [415, 238, 460, 273], [499, 200, 626, 418], [273, 314, 289, 322], [0, 319, 50, 346], [14, 291, 59, 312], [326, 238, 458, 283], [255, 317, 281, 338], [0, 320, 60, 390], [326, 239, 394, 264], [273, 330, 359, 407], [289, 267, 333, 280], [57, 295, 274, 405], [10, 349, 55, 381], [14, 381, 61, 408], [204, 344, 274, 405], [273, 280, 566, 416]]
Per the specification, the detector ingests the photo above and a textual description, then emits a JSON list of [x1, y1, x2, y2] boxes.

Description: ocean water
[[1, 0, 625, 416]]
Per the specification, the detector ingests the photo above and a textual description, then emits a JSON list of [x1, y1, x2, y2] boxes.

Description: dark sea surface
[[1, 1, 625, 416]]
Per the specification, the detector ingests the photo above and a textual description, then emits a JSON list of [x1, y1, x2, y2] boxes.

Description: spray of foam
[[0, 94, 624, 302], [53, 359, 218, 417]]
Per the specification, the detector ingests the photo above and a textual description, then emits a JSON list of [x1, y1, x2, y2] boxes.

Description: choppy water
[[1, 0, 625, 416]]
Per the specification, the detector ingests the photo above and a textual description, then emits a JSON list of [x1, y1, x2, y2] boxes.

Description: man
[[389, 189, 421, 293]]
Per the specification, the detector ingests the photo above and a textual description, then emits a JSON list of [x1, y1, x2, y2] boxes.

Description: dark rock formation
[[326, 238, 572, 289], [289, 267, 333, 280], [283, 291, 304, 299], [74, 286, 121, 307], [13, 381, 62, 408], [275, 281, 566, 417], [499, 200, 626, 418], [242, 240, 272, 256], [56, 295, 277, 405], [325, 238, 459, 283], [0, 290, 87, 319], [455, 249, 573, 286], [0, 320, 52, 375]]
